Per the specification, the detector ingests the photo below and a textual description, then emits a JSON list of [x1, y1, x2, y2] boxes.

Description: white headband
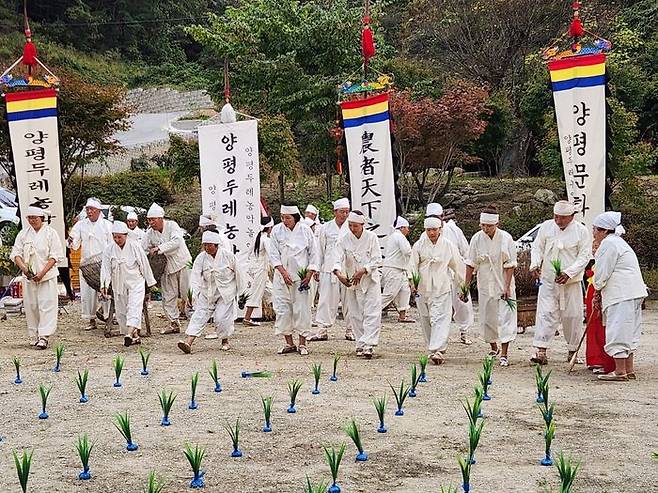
[[112, 221, 129, 234], [85, 198, 102, 209], [202, 231, 222, 244], [426, 203, 443, 217], [305, 204, 319, 215], [394, 216, 409, 229], [147, 203, 165, 218], [199, 215, 215, 227], [262, 218, 274, 230], [26, 206, 46, 217], [280, 205, 300, 215], [333, 198, 350, 210], [126, 211, 138, 221], [593, 211, 622, 233], [480, 213, 499, 225], [424, 217, 442, 229], [347, 212, 366, 224], [554, 201, 576, 216]]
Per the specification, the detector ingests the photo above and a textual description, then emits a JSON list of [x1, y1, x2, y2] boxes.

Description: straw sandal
[[597, 372, 629, 382], [298, 345, 309, 356], [460, 333, 473, 345], [177, 340, 192, 354], [430, 351, 444, 365], [35, 337, 48, 350], [488, 348, 501, 357], [308, 332, 329, 341], [277, 344, 297, 355], [221, 341, 230, 351], [345, 330, 355, 341], [83, 320, 97, 331], [243, 319, 261, 327], [363, 347, 373, 359], [627, 372, 637, 380], [355, 347, 364, 357], [530, 352, 548, 365], [499, 356, 509, 367], [161, 321, 181, 335], [204, 332, 219, 340]]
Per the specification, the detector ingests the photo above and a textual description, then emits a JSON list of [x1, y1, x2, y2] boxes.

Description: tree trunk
[[279, 173, 285, 203]]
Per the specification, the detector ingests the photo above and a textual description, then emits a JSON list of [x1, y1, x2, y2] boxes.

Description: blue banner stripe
[[343, 110, 389, 128], [6, 108, 58, 122], [552, 75, 606, 92]]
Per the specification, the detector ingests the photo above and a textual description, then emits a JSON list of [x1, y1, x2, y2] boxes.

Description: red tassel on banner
[[569, 17, 584, 38], [362, 25, 376, 61], [22, 28, 37, 66]]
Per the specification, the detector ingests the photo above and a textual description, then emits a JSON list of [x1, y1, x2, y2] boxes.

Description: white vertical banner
[[340, 93, 396, 246], [5, 88, 67, 264], [549, 54, 607, 228]]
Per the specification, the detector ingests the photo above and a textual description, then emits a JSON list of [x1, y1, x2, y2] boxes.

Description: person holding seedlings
[[380, 216, 414, 323], [464, 207, 517, 366], [332, 210, 383, 359], [126, 211, 145, 243], [530, 200, 591, 365], [244, 216, 274, 326], [411, 216, 465, 365], [11, 206, 65, 349], [142, 202, 192, 334], [268, 204, 319, 356], [178, 230, 242, 353], [101, 221, 156, 347], [310, 198, 353, 341], [592, 211, 648, 381], [69, 197, 113, 331]]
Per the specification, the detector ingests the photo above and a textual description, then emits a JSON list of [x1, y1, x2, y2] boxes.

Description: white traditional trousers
[[345, 283, 382, 349], [604, 298, 643, 359], [114, 283, 145, 335], [161, 267, 190, 322], [417, 292, 452, 353], [246, 270, 271, 308], [479, 294, 517, 344], [186, 294, 236, 339], [23, 277, 58, 339], [315, 273, 340, 327], [273, 277, 313, 338], [533, 281, 584, 351], [381, 267, 411, 312], [80, 275, 109, 321], [451, 278, 474, 334]]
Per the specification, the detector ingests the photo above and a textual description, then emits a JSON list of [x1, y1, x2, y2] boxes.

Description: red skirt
[[585, 279, 615, 373]]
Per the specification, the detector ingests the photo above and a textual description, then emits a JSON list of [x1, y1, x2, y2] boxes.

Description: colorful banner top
[[5, 88, 58, 121], [340, 93, 390, 128], [548, 53, 606, 92]]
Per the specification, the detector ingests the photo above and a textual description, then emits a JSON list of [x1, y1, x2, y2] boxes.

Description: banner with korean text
[[549, 53, 606, 228], [340, 93, 396, 245], [5, 88, 67, 264]]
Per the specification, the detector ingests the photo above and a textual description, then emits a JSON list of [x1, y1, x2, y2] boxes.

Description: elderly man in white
[[592, 211, 648, 382], [269, 204, 319, 356], [126, 211, 145, 243], [333, 210, 383, 359], [380, 216, 414, 323], [142, 202, 192, 334], [11, 206, 65, 349], [530, 200, 592, 365], [69, 197, 113, 330], [101, 221, 156, 347], [178, 230, 241, 354], [310, 197, 353, 341], [464, 208, 518, 366], [411, 216, 464, 365]]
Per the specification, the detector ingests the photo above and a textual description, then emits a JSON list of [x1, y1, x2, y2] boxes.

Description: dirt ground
[[0, 300, 656, 493]]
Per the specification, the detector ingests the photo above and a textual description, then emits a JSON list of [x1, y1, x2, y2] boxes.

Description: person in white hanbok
[[381, 216, 414, 323], [411, 217, 464, 365], [178, 231, 242, 354], [333, 211, 383, 359], [302, 217, 320, 307], [305, 204, 319, 222], [464, 209, 518, 366], [311, 197, 353, 341], [269, 204, 319, 355], [530, 201, 591, 365], [244, 216, 274, 326], [142, 202, 192, 333], [69, 197, 113, 330], [592, 211, 648, 382], [198, 214, 232, 252], [100, 221, 156, 347], [11, 206, 65, 349], [126, 211, 145, 243]]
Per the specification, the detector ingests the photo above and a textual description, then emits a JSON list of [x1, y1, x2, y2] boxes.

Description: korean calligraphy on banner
[[548, 53, 607, 228], [5, 88, 67, 264], [198, 120, 261, 257], [339, 93, 396, 247]]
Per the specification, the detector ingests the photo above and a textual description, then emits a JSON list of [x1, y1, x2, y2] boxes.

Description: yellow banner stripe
[[342, 100, 389, 120], [6, 97, 57, 113], [550, 63, 605, 82]]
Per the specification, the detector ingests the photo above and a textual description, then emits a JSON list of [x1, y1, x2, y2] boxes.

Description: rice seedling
[[418, 354, 429, 383], [305, 476, 329, 493], [237, 291, 250, 309], [13, 356, 22, 384], [186, 259, 194, 270], [158, 389, 177, 426], [186, 288, 193, 305], [463, 394, 483, 426], [482, 355, 494, 385], [183, 442, 206, 488], [541, 420, 556, 466], [311, 362, 322, 394], [556, 451, 580, 492], [344, 271, 353, 286], [297, 266, 310, 292], [323, 443, 346, 493], [373, 395, 387, 433], [408, 364, 421, 397], [539, 402, 555, 430], [189, 371, 199, 410], [501, 296, 517, 311], [224, 418, 242, 457], [75, 433, 94, 480], [13, 449, 32, 493], [209, 359, 222, 392], [457, 454, 472, 493], [479, 372, 491, 401], [551, 258, 563, 277], [241, 370, 273, 378], [344, 418, 368, 462], [389, 379, 410, 416], [439, 485, 458, 493], [113, 411, 138, 451], [139, 347, 151, 376], [459, 282, 471, 301], [535, 366, 552, 404], [38, 384, 52, 419], [467, 419, 485, 465], [113, 355, 124, 388], [287, 379, 303, 413], [330, 353, 341, 381], [75, 369, 89, 403], [411, 271, 421, 296], [53, 342, 65, 372], [143, 471, 166, 493], [473, 386, 484, 418], [261, 396, 273, 432]]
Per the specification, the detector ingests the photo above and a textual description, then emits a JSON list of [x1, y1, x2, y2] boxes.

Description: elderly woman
[[333, 210, 383, 359], [411, 216, 464, 365], [178, 230, 242, 354], [243, 216, 274, 326], [592, 211, 648, 382], [380, 216, 414, 323], [464, 207, 517, 366], [101, 221, 156, 347], [269, 204, 319, 356], [126, 211, 145, 243], [11, 206, 65, 348]]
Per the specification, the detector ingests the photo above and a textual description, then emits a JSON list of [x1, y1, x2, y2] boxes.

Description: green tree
[[258, 114, 301, 202]]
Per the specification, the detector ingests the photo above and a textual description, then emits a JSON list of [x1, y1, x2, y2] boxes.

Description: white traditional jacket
[[333, 229, 382, 293], [411, 234, 464, 298], [317, 219, 348, 273], [101, 240, 156, 294], [70, 217, 113, 260], [269, 222, 319, 278], [530, 219, 591, 284], [383, 229, 412, 275], [11, 224, 65, 281], [190, 248, 242, 305], [142, 220, 192, 274], [466, 229, 517, 297]]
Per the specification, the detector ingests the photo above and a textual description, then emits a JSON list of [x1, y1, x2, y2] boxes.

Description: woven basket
[[148, 253, 167, 282], [261, 299, 275, 321], [79, 254, 103, 292], [517, 298, 537, 328]]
